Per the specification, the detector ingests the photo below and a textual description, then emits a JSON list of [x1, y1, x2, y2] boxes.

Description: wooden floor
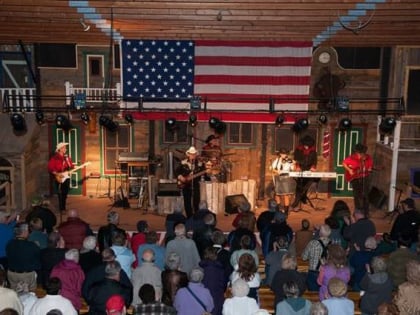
[[41, 193, 395, 234]]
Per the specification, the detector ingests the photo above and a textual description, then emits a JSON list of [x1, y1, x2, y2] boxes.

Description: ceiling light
[[99, 115, 119, 132], [124, 113, 134, 124], [165, 118, 177, 131], [55, 114, 72, 131], [80, 112, 90, 125], [10, 113, 27, 134], [292, 118, 309, 133], [35, 110, 45, 125], [209, 117, 220, 129], [275, 115, 285, 127], [80, 18, 91, 32], [338, 118, 352, 131], [379, 117, 396, 135], [188, 114, 197, 127], [318, 114, 328, 125]]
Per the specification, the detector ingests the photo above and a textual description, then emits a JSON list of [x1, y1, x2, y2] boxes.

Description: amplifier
[[157, 182, 180, 197]]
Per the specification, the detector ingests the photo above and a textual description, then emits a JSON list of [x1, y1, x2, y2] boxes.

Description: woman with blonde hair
[[317, 244, 350, 300]]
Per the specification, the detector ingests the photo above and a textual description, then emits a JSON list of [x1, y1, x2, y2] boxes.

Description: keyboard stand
[[307, 180, 326, 211]]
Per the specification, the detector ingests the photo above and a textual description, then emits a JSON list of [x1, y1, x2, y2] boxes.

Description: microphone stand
[[384, 186, 403, 223]]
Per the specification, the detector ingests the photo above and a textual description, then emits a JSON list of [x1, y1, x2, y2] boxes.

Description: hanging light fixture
[[35, 110, 45, 125], [124, 113, 134, 124], [318, 113, 328, 125], [292, 118, 309, 133], [165, 117, 177, 131], [379, 117, 396, 135], [55, 114, 72, 131], [275, 115, 285, 127], [99, 115, 119, 132], [338, 118, 352, 131], [188, 114, 198, 127], [10, 113, 27, 133]]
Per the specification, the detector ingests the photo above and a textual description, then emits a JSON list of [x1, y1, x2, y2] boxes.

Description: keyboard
[[288, 171, 337, 178]]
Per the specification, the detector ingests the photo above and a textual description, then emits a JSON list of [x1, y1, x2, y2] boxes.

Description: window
[[227, 123, 253, 145], [274, 126, 319, 153], [162, 121, 190, 144], [103, 124, 132, 173]]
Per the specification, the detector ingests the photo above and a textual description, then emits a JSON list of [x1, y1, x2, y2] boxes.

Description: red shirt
[[343, 153, 373, 182], [48, 152, 74, 173]]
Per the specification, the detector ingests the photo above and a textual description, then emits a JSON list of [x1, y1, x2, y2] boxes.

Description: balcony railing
[[0, 88, 36, 112]]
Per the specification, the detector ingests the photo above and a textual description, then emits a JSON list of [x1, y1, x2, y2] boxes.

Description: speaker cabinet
[[368, 186, 386, 209], [225, 194, 249, 214]]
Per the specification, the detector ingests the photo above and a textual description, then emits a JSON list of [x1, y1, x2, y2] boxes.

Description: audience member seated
[[164, 203, 186, 245], [86, 260, 133, 314], [387, 232, 418, 288], [40, 231, 66, 289], [6, 222, 41, 291], [301, 224, 332, 291], [200, 247, 229, 315], [0, 269, 23, 314], [28, 217, 48, 249], [134, 284, 176, 315], [309, 302, 328, 315], [390, 198, 420, 244], [343, 208, 376, 256], [393, 259, 420, 315], [256, 199, 278, 235], [131, 249, 162, 306], [261, 211, 293, 258], [321, 277, 354, 315], [265, 235, 289, 287], [293, 219, 313, 257], [15, 281, 38, 315], [25, 203, 57, 234], [29, 277, 77, 315], [57, 209, 93, 250], [211, 230, 233, 281], [79, 235, 102, 275], [271, 253, 307, 308], [317, 244, 350, 301], [230, 234, 259, 269], [97, 211, 126, 253], [227, 213, 257, 253], [349, 236, 378, 291], [174, 267, 214, 315], [359, 256, 394, 315], [137, 231, 166, 270], [161, 252, 188, 307], [50, 248, 85, 311], [0, 211, 18, 270], [165, 223, 201, 275], [105, 294, 127, 315], [82, 248, 133, 302], [130, 220, 148, 268], [230, 253, 261, 303], [111, 228, 135, 279], [222, 279, 259, 315], [275, 281, 312, 315], [374, 232, 397, 256]]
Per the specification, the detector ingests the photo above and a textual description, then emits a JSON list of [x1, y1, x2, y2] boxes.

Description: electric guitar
[[344, 165, 371, 182], [177, 167, 218, 189], [55, 162, 91, 183]]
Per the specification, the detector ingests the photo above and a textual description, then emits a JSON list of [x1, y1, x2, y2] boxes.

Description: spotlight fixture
[[35, 110, 45, 125], [318, 114, 328, 125], [275, 115, 285, 127], [379, 117, 396, 135], [80, 112, 90, 125], [99, 115, 119, 133], [338, 118, 352, 131], [209, 117, 220, 129], [165, 117, 177, 131], [208, 117, 226, 134], [55, 114, 72, 131], [188, 114, 198, 127], [124, 113, 134, 124], [80, 18, 90, 32], [292, 118, 309, 133], [10, 113, 27, 134]]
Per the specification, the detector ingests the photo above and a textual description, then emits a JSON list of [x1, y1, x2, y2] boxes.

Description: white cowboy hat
[[186, 146, 198, 155], [56, 142, 69, 151]]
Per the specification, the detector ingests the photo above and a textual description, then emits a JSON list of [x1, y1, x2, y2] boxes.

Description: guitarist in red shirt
[[176, 146, 206, 218], [48, 142, 74, 213], [342, 143, 373, 215]]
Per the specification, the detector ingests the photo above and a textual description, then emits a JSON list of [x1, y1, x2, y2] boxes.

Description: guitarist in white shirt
[[176, 146, 206, 218], [48, 142, 74, 213]]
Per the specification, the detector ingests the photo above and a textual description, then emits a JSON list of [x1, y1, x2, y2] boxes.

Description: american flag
[[122, 40, 312, 111]]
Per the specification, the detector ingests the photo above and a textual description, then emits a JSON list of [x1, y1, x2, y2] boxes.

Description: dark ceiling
[[1, 0, 420, 47]]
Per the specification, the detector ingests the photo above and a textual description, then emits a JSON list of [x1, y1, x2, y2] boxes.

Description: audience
[[136, 230, 166, 270], [230, 253, 261, 303], [130, 220, 148, 268], [28, 217, 48, 249], [275, 281, 312, 315], [322, 277, 354, 315], [161, 252, 188, 307], [393, 259, 420, 314], [39, 231, 66, 288], [79, 235, 102, 274], [134, 283, 176, 315], [0, 269, 23, 315], [111, 229, 136, 279], [57, 209, 93, 250], [0, 211, 18, 270], [222, 279, 259, 315], [105, 294, 127, 315]]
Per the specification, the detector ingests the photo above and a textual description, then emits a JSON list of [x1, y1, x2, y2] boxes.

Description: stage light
[[188, 114, 197, 127], [10, 113, 27, 133], [55, 114, 72, 131], [292, 118, 309, 133], [80, 112, 90, 125], [318, 114, 328, 125], [208, 117, 226, 134], [209, 117, 220, 129], [335, 96, 350, 112], [338, 118, 352, 131], [165, 117, 177, 131], [35, 110, 45, 125], [275, 115, 285, 127], [379, 117, 396, 135], [99, 115, 119, 132], [124, 113, 134, 124]]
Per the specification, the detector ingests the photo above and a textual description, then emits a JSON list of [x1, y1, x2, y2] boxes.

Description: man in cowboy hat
[[176, 146, 205, 218], [48, 142, 74, 213]]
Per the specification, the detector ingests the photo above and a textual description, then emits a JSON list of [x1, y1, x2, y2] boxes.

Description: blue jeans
[[307, 270, 320, 291]]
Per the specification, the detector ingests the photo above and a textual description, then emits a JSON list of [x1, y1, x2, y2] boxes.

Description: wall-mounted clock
[[318, 51, 331, 64]]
